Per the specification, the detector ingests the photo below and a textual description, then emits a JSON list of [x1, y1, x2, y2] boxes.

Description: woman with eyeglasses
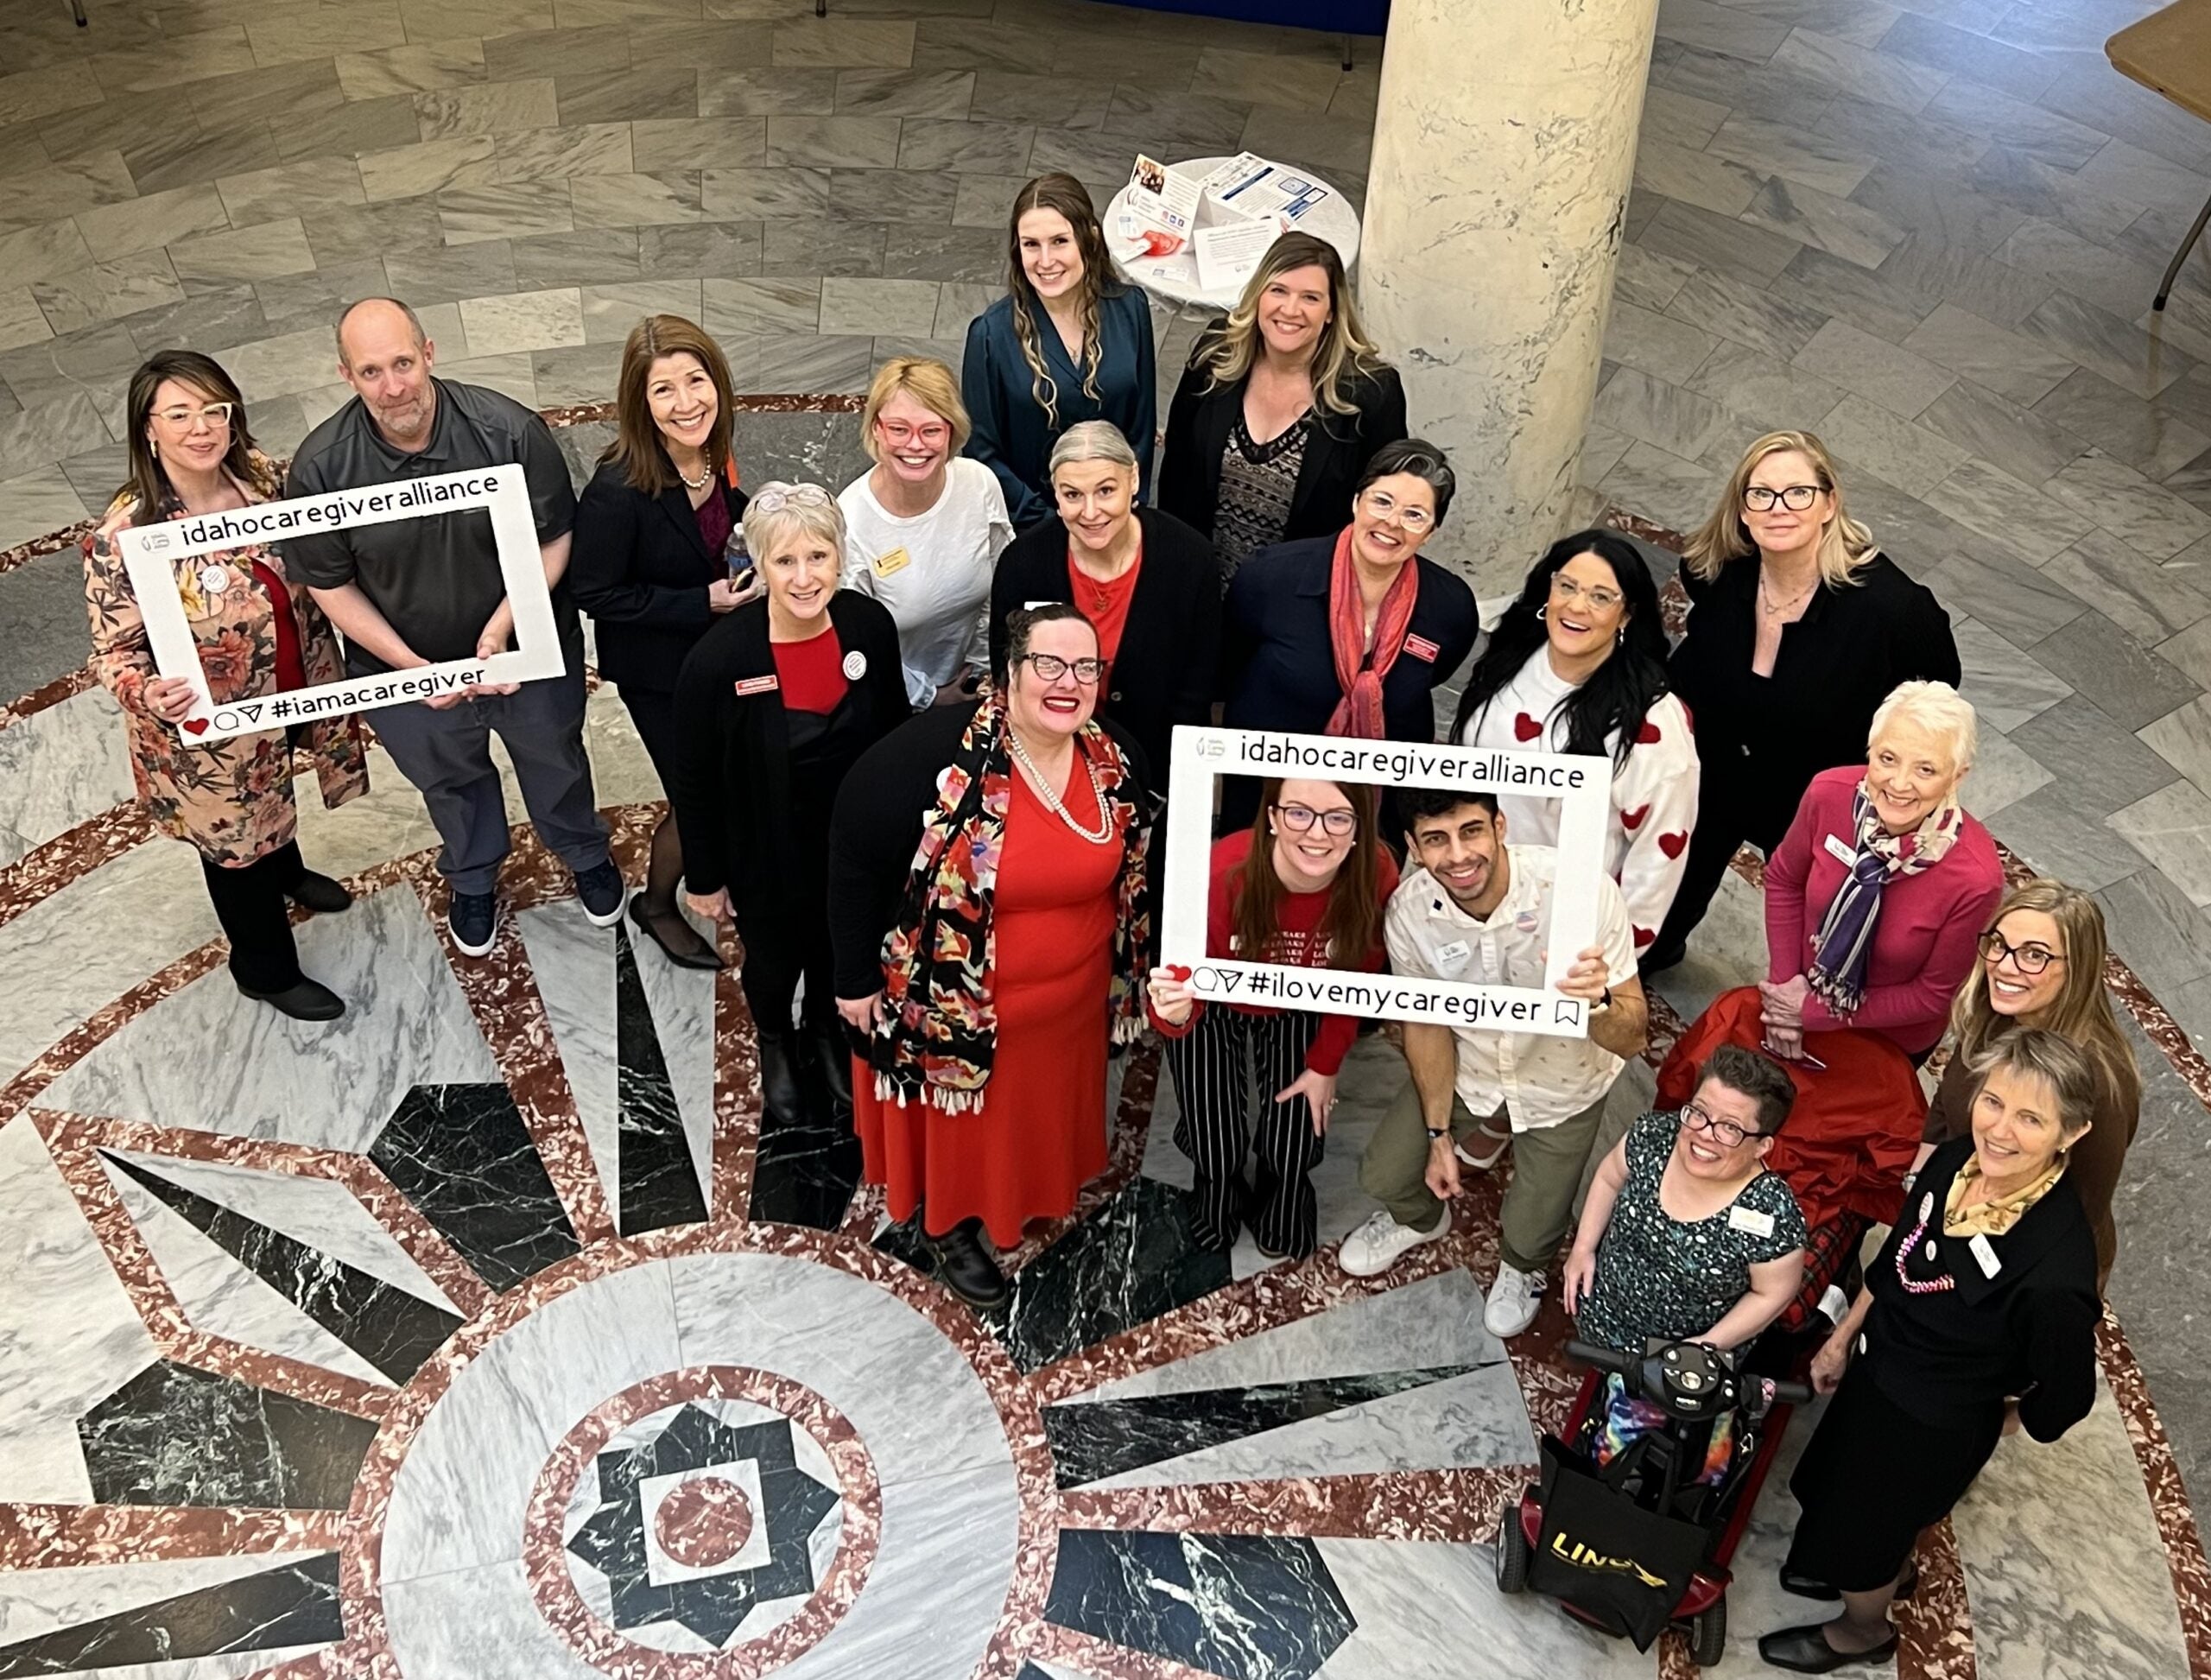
[[989, 421, 1219, 784], [1144, 777, 1398, 1258], [669, 482, 907, 1137], [1453, 530, 1700, 960], [1920, 879, 2140, 1290], [1219, 438, 1478, 831], [1652, 431, 1959, 974], [84, 351, 367, 1022], [838, 357, 1010, 712], [828, 604, 1150, 1306], [1762, 1029, 2100, 1674]]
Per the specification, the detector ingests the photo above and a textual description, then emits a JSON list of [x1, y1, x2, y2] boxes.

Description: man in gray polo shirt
[[284, 296, 624, 956]]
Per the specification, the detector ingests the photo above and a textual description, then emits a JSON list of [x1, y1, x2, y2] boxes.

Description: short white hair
[[740, 482, 845, 567], [1869, 679, 1977, 773]]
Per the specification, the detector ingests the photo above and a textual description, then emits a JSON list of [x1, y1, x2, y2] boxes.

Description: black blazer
[[988, 506, 1220, 785], [827, 700, 1150, 999], [1158, 326, 1408, 545], [667, 591, 906, 920], [1858, 1138, 2100, 1440], [569, 458, 749, 695]]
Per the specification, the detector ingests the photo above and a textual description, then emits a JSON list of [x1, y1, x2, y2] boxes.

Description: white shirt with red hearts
[[1460, 650, 1701, 955]]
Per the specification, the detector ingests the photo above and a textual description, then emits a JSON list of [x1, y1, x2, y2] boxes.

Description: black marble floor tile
[[369, 1082, 581, 1295], [78, 1362, 377, 1509], [748, 1103, 861, 1232], [1043, 1366, 1479, 1488], [614, 924, 710, 1237], [105, 1152, 464, 1383], [0, 1552, 341, 1677], [1044, 1529, 1355, 1680]]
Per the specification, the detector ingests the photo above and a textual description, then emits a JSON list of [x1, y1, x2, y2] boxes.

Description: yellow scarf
[[1942, 1150, 2066, 1239]]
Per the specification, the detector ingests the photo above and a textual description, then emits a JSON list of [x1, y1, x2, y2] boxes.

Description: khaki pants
[[1356, 1080, 1614, 1275]]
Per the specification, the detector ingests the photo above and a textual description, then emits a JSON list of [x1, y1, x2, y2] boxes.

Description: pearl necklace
[[1005, 726, 1113, 845], [675, 458, 714, 492]]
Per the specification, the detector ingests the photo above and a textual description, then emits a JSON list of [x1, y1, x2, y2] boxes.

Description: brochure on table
[[1114, 151, 1334, 297]]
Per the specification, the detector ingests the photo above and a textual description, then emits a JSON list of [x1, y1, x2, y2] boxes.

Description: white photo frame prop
[[1162, 726, 1616, 1041], [117, 464, 561, 744]]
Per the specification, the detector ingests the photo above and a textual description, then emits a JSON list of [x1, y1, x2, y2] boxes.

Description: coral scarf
[[1323, 526, 1420, 739]]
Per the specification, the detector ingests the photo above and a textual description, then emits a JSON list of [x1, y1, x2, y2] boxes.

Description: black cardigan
[[667, 590, 906, 918], [1157, 327, 1408, 546], [827, 701, 1150, 999], [568, 458, 749, 695], [987, 506, 1220, 784], [1859, 1138, 2100, 1440], [1669, 552, 1959, 850]]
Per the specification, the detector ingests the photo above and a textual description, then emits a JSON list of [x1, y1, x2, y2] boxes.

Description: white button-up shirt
[[1384, 844, 1638, 1132]]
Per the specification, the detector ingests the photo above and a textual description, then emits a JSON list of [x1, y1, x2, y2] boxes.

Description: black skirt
[[1784, 1365, 2002, 1592]]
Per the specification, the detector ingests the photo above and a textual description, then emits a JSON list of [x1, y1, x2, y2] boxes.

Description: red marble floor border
[[1897, 1519, 1977, 1680], [2099, 1311, 2211, 1680], [710, 962, 763, 1226], [518, 1365, 883, 1679], [1057, 1465, 1525, 1544], [1029, 1620, 1232, 1680], [0, 804, 158, 933], [0, 665, 97, 730], [0, 1503, 345, 1570]]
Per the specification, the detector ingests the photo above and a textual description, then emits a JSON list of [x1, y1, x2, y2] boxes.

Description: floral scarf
[[1944, 1147, 2068, 1239], [1807, 780, 1963, 1016], [870, 692, 1150, 1112]]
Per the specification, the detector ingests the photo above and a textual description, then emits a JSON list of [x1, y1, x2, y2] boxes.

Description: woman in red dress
[[828, 603, 1151, 1305]]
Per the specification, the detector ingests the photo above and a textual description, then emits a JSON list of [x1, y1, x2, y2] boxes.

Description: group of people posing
[[83, 171, 2143, 1675]]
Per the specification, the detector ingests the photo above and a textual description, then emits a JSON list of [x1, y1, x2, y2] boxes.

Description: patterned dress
[[1212, 411, 1312, 580]]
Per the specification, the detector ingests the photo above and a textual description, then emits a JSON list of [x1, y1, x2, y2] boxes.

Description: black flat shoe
[[286, 872, 352, 915], [239, 978, 345, 1021], [1758, 1624, 1897, 1673], [630, 896, 723, 970], [929, 1218, 1009, 1308], [1781, 1563, 1917, 1603]]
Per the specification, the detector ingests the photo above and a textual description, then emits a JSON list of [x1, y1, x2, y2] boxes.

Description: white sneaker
[[1484, 1263, 1547, 1338], [1338, 1206, 1449, 1277]]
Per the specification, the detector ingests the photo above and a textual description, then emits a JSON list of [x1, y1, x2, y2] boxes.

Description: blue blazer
[[1220, 534, 1479, 742], [961, 288, 1157, 529]]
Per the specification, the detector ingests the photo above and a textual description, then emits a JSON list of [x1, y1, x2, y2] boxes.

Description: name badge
[[871, 546, 910, 579], [1967, 1233, 2001, 1278], [734, 675, 779, 696], [1434, 938, 1471, 969], [1823, 833, 1858, 866], [1404, 633, 1440, 663], [1728, 1205, 1776, 1239]]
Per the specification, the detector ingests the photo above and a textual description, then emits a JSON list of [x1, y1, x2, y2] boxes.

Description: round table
[[1104, 154, 1363, 314]]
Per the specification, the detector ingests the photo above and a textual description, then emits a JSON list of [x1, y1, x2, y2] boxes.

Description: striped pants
[[1163, 1006, 1325, 1258]]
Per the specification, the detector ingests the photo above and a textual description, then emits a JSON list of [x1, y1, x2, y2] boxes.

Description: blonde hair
[[741, 482, 845, 567], [1948, 878, 2140, 1120], [1684, 430, 1878, 587], [603, 314, 738, 495], [1195, 231, 1384, 419], [859, 356, 971, 462], [1870, 679, 1978, 774], [1967, 1028, 2101, 1138]]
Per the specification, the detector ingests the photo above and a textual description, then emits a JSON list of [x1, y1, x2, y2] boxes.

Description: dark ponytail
[[1451, 529, 1671, 770]]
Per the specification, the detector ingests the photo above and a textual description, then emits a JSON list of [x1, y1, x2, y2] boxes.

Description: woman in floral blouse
[[84, 351, 367, 1021]]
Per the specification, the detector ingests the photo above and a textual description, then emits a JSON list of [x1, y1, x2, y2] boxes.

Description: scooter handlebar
[[1563, 1339, 1636, 1374]]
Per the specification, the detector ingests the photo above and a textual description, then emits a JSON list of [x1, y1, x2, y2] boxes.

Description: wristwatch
[[1589, 987, 1614, 1014], [1425, 1125, 1450, 1141]]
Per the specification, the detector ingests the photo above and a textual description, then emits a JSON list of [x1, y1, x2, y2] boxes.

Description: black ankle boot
[[929, 1218, 1008, 1307], [758, 1029, 806, 1128], [808, 1018, 853, 1120]]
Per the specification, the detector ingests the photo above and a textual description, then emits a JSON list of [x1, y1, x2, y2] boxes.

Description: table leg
[[70, 0, 86, 24], [2156, 187, 2211, 313]]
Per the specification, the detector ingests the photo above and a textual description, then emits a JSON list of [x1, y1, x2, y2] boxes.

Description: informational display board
[[1160, 726, 1615, 1039], [117, 465, 561, 742]]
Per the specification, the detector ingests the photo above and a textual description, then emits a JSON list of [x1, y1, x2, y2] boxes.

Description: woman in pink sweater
[[1761, 681, 2003, 1062]]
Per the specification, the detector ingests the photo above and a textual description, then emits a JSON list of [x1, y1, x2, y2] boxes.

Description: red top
[[770, 625, 848, 714], [249, 558, 307, 692], [1070, 544, 1142, 663], [1150, 828, 1399, 1075]]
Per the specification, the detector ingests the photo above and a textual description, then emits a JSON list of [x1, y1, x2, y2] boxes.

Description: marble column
[[1358, 0, 1660, 595]]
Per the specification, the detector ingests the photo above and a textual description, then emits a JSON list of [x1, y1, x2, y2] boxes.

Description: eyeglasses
[[1019, 652, 1106, 685], [1680, 1100, 1764, 1149], [1272, 802, 1358, 837], [750, 481, 835, 514], [877, 418, 950, 447], [1742, 483, 1823, 512], [1980, 929, 2063, 975], [1359, 488, 1434, 532], [1550, 574, 1623, 612], [152, 401, 235, 428]]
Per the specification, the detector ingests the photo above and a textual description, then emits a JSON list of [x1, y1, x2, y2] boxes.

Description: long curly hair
[[1004, 173, 1125, 432]]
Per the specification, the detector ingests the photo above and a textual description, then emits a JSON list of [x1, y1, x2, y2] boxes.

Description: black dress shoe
[[808, 1018, 853, 1120], [1781, 1563, 1917, 1603], [239, 978, 345, 1021], [1758, 1624, 1897, 1673], [758, 1030, 807, 1128], [286, 872, 352, 915], [630, 896, 723, 970], [929, 1218, 1009, 1308]]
